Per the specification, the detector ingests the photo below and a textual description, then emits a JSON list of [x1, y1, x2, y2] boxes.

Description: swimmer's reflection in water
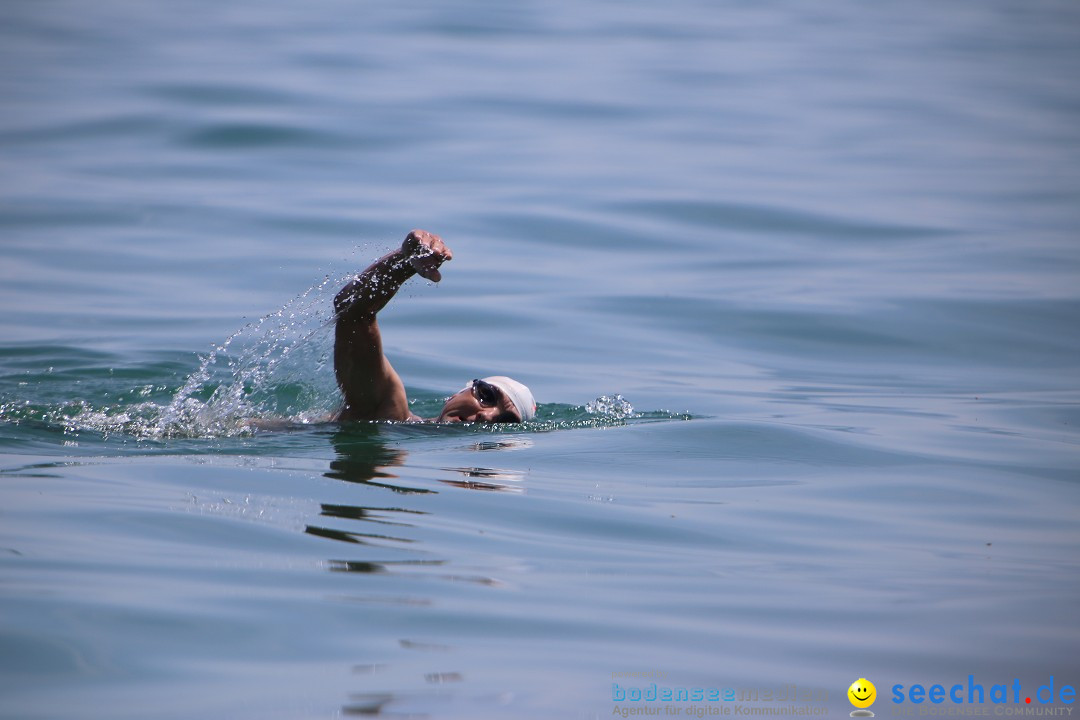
[[333, 229, 536, 424], [324, 429, 528, 495], [325, 428, 431, 495]]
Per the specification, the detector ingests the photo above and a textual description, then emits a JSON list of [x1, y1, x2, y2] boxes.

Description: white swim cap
[[482, 376, 536, 421]]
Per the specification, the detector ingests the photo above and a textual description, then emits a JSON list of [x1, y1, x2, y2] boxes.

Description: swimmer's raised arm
[[334, 230, 452, 320], [333, 230, 452, 421]]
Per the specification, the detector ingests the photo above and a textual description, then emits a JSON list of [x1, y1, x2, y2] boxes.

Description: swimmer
[[333, 229, 536, 423]]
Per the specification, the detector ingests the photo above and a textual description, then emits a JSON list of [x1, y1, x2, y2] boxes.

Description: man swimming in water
[[333, 229, 536, 423]]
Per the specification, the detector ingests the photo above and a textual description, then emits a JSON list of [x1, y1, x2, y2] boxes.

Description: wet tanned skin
[[333, 230, 452, 422]]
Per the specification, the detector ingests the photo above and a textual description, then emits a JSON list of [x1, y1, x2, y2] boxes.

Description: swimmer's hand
[[402, 229, 453, 282]]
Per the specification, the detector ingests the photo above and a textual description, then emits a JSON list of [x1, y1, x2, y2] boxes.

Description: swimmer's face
[[848, 679, 876, 709], [437, 379, 521, 423]]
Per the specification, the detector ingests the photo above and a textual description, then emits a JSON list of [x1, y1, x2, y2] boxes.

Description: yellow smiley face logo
[[848, 678, 876, 708]]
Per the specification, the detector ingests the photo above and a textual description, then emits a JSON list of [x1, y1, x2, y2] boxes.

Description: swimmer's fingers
[[403, 229, 453, 262], [412, 260, 442, 282], [403, 229, 453, 282]]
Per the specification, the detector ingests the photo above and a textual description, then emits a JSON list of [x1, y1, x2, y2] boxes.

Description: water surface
[[2, 1, 1079, 718]]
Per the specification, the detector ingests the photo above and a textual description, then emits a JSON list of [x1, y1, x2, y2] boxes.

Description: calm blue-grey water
[[2, 1, 1079, 718]]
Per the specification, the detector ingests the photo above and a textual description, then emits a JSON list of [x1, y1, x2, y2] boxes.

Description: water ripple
[[179, 122, 343, 150]]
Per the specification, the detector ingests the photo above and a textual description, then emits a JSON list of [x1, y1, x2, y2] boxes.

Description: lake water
[[2, 1, 1079, 718]]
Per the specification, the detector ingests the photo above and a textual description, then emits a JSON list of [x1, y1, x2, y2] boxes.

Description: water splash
[[150, 272, 349, 438], [585, 394, 636, 419], [0, 272, 351, 441]]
